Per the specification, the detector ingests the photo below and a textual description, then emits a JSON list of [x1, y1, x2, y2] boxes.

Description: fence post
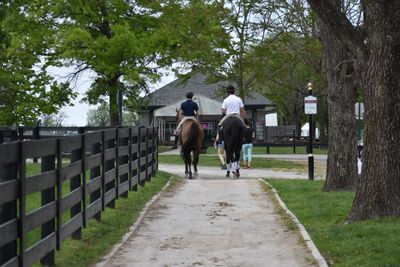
[[101, 131, 106, 211], [128, 128, 132, 190], [81, 133, 87, 228], [115, 128, 119, 199], [70, 128, 84, 240], [131, 128, 138, 191], [156, 127, 159, 172], [145, 128, 150, 182], [0, 153, 18, 265], [18, 142, 26, 267], [120, 128, 129, 198], [90, 138, 101, 221], [33, 126, 40, 163], [138, 127, 145, 186], [292, 129, 296, 154], [40, 154, 56, 266], [104, 132, 116, 208], [18, 127, 24, 141], [152, 127, 156, 176]]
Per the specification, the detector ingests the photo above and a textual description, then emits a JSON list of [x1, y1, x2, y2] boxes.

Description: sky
[[49, 67, 176, 126]]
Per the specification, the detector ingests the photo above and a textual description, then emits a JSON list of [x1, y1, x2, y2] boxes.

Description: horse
[[222, 116, 244, 179], [176, 112, 204, 179]]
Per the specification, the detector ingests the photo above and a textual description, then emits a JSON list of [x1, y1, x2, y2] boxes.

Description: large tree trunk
[[348, 2, 400, 220], [319, 0, 357, 191], [108, 77, 119, 127]]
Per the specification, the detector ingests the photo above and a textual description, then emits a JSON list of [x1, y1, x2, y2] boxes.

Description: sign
[[304, 96, 317, 114], [255, 121, 264, 140]]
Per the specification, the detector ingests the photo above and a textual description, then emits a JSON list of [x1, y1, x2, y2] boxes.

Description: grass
[[267, 179, 400, 267], [158, 145, 174, 153], [54, 171, 174, 267], [205, 146, 327, 154], [158, 154, 305, 170], [24, 163, 175, 266]]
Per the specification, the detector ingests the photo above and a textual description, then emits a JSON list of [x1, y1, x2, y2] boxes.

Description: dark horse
[[222, 116, 244, 179], [177, 116, 204, 179]]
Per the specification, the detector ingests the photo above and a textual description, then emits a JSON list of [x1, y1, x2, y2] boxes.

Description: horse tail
[[181, 122, 199, 159]]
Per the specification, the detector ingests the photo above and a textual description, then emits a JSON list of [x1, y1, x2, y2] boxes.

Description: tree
[[253, 33, 324, 134], [40, 112, 67, 127], [44, 0, 166, 126], [86, 102, 110, 127], [87, 102, 137, 127], [307, 0, 400, 220], [0, 1, 76, 126], [319, 0, 361, 191], [164, 0, 278, 98]]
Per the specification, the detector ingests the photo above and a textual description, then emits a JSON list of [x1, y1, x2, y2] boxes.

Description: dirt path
[[98, 176, 317, 267]]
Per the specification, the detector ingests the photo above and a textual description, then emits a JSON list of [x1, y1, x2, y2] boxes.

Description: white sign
[[304, 96, 317, 114], [265, 113, 278, 126]]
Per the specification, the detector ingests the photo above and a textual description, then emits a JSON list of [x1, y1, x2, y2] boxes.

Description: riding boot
[[217, 125, 224, 141], [171, 134, 179, 149]]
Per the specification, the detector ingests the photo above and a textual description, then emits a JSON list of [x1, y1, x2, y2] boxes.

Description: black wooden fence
[[0, 126, 158, 267]]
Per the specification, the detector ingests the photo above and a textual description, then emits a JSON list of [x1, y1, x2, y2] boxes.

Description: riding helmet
[[226, 85, 235, 93], [186, 91, 194, 99]]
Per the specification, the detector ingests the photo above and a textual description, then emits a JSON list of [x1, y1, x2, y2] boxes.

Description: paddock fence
[[0, 126, 158, 267]]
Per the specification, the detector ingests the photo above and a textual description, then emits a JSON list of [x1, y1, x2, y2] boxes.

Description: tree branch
[[307, 0, 365, 55]]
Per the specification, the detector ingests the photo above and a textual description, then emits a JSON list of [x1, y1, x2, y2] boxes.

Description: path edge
[[259, 178, 329, 267], [95, 177, 174, 267]]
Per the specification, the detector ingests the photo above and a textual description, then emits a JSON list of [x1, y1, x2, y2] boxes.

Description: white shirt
[[222, 94, 244, 114]]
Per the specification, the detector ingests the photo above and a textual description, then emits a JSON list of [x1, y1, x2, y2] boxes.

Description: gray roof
[[145, 73, 273, 108]]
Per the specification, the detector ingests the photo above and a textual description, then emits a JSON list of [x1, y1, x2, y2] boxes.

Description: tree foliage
[[0, 1, 76, 126]]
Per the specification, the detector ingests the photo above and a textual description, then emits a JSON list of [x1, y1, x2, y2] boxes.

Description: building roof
[[145, 73, 274, 108], [154, 95, 222, 117]]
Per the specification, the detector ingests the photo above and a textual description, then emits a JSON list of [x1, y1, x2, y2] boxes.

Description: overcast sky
[[48, 66, 176, 126]]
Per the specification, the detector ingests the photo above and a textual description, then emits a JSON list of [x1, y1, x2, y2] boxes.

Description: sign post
[[305, 82, 317, 180]]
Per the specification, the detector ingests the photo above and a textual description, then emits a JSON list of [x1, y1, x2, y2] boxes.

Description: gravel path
[[98, 166, 318, 267]]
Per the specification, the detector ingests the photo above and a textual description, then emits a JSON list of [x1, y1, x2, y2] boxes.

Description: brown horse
[[176, 114, 204, 179]]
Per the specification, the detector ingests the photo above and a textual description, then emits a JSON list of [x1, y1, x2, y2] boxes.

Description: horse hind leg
[[193, 152, 199, 177], [226, 162, 231, 177], [187, 155, 193, 179]]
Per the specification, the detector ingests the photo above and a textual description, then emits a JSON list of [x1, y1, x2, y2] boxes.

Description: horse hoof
[[226, 173, 230, 177], [194, 172, 198, 177]]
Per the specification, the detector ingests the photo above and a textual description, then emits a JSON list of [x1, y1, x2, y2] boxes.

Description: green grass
[[159, 154, 305, 170], [158, 145, 174, 153], [54, 171, 174, 267], [24, 163, 174, 266], [267, 179, 400, 267], [205, 146, 327, 154]]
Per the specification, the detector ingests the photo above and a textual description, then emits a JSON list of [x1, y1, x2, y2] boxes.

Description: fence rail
[[0, 126, 158, 267]]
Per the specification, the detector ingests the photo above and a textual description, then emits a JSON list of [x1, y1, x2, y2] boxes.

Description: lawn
[[205, 145, 327, 154], [158, 154, 306, 170], [55, 171, 174, 267], [24, 163, 175, 266], [267, 179, 400, 267]]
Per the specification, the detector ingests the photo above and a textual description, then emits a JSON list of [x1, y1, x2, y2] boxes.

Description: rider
[[171, 91, 200, 148], [218, 85, 247, 136]]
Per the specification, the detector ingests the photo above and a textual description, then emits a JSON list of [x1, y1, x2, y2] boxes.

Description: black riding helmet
[[186, 91, 194, 99], [226, 85, 235, 93]]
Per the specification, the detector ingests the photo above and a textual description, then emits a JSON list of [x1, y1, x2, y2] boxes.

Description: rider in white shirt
[[218, 85, 246, 127]]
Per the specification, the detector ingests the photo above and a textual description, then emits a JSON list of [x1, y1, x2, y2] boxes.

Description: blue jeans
[[242, 143, 253, 162]]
